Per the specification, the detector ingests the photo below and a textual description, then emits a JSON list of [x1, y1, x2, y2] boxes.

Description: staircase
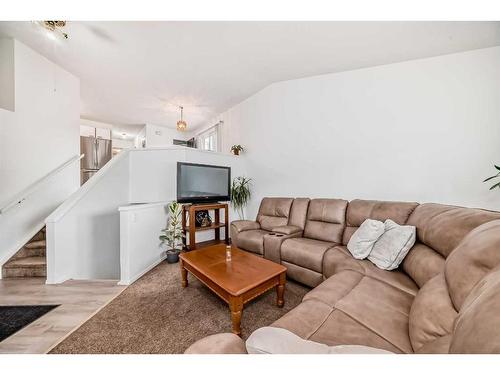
[[2, 227, 47, 278]]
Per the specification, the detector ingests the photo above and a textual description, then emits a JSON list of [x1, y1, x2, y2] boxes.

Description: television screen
[[177, 162, 231, 203]]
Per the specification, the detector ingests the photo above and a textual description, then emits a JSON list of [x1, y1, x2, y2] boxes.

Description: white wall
[[214, 46, 500, 217], [0, 39, 80, 269], [46, 151, 130, 283], [0, 38, 15, 112], [145, 123, 187, 148], [118, 202, 169, 285]]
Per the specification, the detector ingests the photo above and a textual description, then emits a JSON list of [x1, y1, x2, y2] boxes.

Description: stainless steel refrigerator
[[80, 135, 112, 185]]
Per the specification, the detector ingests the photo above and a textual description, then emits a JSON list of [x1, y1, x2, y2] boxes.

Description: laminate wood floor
[[0, 278, 125, 354]]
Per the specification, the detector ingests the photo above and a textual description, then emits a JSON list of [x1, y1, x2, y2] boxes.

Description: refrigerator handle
[[94, 138, 99, 169]]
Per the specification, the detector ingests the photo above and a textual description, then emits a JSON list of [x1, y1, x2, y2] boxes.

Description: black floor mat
[[0, 305, 59, 342]]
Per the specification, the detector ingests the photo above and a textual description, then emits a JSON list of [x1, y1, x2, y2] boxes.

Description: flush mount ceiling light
[[176, 106, 187, 131], [34, 21, 69, 39]]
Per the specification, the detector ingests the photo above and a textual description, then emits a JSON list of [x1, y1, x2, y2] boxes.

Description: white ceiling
[[1, 21, 499, 132]]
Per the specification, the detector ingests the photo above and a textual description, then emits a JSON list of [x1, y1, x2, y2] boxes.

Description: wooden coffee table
[[179, 244, 287, 336]]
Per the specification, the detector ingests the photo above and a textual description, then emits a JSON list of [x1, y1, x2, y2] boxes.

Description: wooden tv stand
[[181, 202, 229, 251]]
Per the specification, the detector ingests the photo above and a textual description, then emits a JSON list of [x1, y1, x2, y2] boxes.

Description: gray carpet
[[50, 261, 309, 354]]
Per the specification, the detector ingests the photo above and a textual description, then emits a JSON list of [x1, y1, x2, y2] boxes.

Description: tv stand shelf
[[182, 202, 229, 251]]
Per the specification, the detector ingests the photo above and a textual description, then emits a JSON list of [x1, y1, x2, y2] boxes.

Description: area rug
[[50, 261, 309, 354], [0, 305, 59, 342]]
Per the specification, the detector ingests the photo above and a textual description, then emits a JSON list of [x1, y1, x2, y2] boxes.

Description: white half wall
[[47, 147, 245, 283], [46, 151, 130, 283], [118, 202, 169, 285], [214, 46, 500, 217]]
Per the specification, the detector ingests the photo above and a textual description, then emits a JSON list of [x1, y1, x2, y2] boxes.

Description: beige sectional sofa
[[189, 197, 500, 354]]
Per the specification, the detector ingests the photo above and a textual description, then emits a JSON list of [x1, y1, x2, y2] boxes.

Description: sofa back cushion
[[449, 267, 500, 353], [288, 198, 310, 230], [406, 203, 500, 258], [256, 197, 294, 231], [444, 219, 500, 310], [408, 219, 500, 353], [303, 199, 347, 243], [402, 242, 445, 288], [408, 273, 458, 352], [342, 200, 418, 245]]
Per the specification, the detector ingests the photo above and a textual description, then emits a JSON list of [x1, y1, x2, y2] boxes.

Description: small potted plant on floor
[[231, 177, 251, 220], [231, 145, 244, 156], [159, 201, 184, 263]]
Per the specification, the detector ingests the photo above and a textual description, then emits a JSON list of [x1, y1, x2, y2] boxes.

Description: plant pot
[[232, 149, 240, 156], [166, 250, 180, 264]]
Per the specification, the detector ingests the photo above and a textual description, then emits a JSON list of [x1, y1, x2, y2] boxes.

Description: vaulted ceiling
[[1, 21, 499, 131]]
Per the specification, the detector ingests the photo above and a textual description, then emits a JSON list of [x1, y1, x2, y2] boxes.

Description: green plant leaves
[[489, 181, 500, 190], [484, 165, 500, 191], [231, 176, 251, 219], [159, 201, 184, 250]]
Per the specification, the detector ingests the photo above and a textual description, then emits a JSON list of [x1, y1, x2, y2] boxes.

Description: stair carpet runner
[[2, 227, 46, 278]]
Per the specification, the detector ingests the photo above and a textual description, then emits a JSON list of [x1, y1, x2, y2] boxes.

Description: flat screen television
[[177, 162, 231, 203]]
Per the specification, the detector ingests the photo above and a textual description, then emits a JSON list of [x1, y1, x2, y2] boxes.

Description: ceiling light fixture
[[35, 21, 69, 39], [176, 106, 187, 131]]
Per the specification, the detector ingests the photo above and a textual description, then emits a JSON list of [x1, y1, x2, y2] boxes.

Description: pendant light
[[176, 106, 187, 131]]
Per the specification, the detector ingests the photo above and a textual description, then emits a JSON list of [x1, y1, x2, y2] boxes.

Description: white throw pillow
[[347, 219, 385, 259], [368, 219, 416, 270], [246, 327, 392, 354]]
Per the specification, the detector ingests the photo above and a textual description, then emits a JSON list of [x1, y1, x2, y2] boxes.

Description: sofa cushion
[[450, 267, 500, 353], [343, 200, 418, 245], [402, 242, 445, 288], [256, 197, 293, 231], [303, 199, 347, 243], [347, 219, 385, 259], [408, 273, 457, 352], [272, 270, 415, 353], [281, 237, 335, 273], [445, 219, 500, 310], [367, 219, 416, 270], [246, 327, 391, 354], [235, 229, 269, 255], [407, 203, 500, 258], [287, 198, 310, 230], [323, 246, 418, 296]]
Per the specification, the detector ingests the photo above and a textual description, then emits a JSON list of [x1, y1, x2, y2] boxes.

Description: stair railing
[[0, 154, 84, 215]]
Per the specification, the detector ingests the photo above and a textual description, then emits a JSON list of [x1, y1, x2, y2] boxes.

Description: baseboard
[[118, 254, 167, 286]]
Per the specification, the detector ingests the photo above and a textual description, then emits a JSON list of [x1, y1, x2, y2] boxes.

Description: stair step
[[31, 231, 46, 241], [25, 240, 46, 249], [13, 247, 45, 259], [2, 257, 46, 278]]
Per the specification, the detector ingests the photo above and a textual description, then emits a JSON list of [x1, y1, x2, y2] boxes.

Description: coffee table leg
[[277, 273, 286, 308], [229, 297, 243, 336], [180, 259, 188, 288]]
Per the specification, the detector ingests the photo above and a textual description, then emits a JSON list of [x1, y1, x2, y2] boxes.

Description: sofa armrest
[[231, 220, 261, 233], [271, 225, 302, 235], [184, 333, 247, 354], [264, 232, 302, 264]]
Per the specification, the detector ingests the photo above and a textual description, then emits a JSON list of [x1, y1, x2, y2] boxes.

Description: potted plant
[[159, 201, 184, 263], [231, 177, 251, 220], [484, 164, 500, 190], [231, 145, 244, 155]]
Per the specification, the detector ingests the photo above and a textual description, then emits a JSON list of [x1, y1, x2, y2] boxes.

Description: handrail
[[0, 154, 84, 215]]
